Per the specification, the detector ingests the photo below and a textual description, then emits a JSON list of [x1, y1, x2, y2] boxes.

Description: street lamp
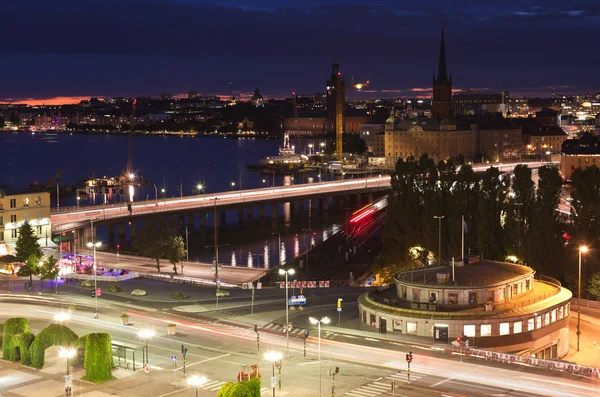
[[264, 351, 283, 397], [231, 181, 235, 190], [161, 188, 166, 204], [279, 268, 295, 358], [196, 183, 204, 194], [577, 245, 588, 352], [309, 316, 331, 397], [76, 196, 80, 208], [187, 374, 207, 397], [59, 346, 76, 376], [433, 215, 445, 265], [54, 312, 71, 323], [138, 329, 156, 367], [86, 240, 101, 319]]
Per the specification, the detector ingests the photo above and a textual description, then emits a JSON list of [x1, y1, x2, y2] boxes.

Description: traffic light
[[254, 324, 258, 333], [184, 348, 188, 355], [335, 366, 339, 374], [406, 352, 413, 362], [456, 335, 462, 343], [304, 330, 310, 338]]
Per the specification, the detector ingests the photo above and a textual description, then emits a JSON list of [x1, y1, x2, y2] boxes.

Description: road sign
[[337, 307, 342, 312], [271, 376, 277, 388], [96, 288, 101, 297], [65, 375, 72, 387], [171, 355, 176, 362], [144, 363, 149, 373]]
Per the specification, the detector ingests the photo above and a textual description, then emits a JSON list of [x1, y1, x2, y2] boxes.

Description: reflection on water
[[283, 203, 291, 228], [231, 251, 236, 267], [294, 235, 300, 258], [247, 251, 253, 268], [264, 243, 269, 269], [280, 242, 286, 265]]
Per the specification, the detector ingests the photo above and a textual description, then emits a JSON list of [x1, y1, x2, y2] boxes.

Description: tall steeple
[[436, 28, 449, 84]]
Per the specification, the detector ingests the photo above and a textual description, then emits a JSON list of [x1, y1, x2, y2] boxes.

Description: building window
[[559, 306, 564, 319], [565, 304, 569, 316], [486, 290, 494, 302], [544, 312, 550, 326], [36, 210, 42, 220], [10, 199, 16, 208], [412, 288, 421, 302], [499, 323, 510, 336], [406, 322, 417, 335], [528, 318, 535, 331], [23, 197, 29, 207], [480, 324, 492, 337], [449, 293, 459, 304], [36, 196, 42, 206], [551, 309, 557, 323], [464, 325, 476, 337], [0, 216, 3, 225], [11, 229, 17, 238], [37, 226, 42, 235], [514, 321, 522, 334], [513, 283, 519, 295], [468, 292, 477, 304], [526, 279, 531, 290], [536, 316, 542, 329], [10, 214, 17, 223]]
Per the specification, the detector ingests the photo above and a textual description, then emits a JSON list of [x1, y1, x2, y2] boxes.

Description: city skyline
[[0, 0, 599, 104]]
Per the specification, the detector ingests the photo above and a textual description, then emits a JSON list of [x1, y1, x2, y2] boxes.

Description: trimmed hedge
[[0, 322, 4, 348], [171, 291, 186, 300], [9, 332, 35, 365], [29, 324, 78, 368], [108, 284, 122, 293], [82, 333, 114, 383], [72, 335, 88, 367], [217, 379, 260, 397], [81, 280, 94, 288], [2, 318, 30, 359]]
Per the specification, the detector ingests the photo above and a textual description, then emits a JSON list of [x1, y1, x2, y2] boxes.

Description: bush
[[108, 284, 122, 293], [171, 292, 186, 300], [29, 324, 78, 368], [9, 332, 35, 365], [227, 382, 253, 397], [216, 289, 230, 298], [120, 313, 129, 318], [73, 335, 88, 367], [81, 280, 94, 288], [131, 289, 147, 296], [82, 333, 114, 383], [2, 318, 30, 359], [217, 382, 235, 397], [243, 378, 261, 397]]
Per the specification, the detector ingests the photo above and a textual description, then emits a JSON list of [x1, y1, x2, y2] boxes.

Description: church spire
[[436, 28, 448, 83]]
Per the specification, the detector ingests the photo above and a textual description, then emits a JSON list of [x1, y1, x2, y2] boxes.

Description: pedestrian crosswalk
[[344, 372, 424, 397], [262, 323, 309, 336], [181, 379, 270, 394]]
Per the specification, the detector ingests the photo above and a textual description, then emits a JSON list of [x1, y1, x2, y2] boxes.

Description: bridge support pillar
[[107, 223, 115, 248], [289, 201, 296, 216], [367, 192, 373, 203], [247, 207, 254, 221], [220, 211, 227, 227], [237, 208, 244, 224], [322, 197, 329, 211], [73, 228, 82, 253], [187, 214, 195, 231], [130, 221, 138, 246], [271, 204, 278, 218], [298, 199, 305, 214], [259, 206, 266, 219], [118, 223, 126, 245]]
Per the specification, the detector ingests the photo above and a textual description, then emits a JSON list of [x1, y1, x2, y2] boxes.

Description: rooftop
[[0, 186, 47, 197], [395, 260, 534, 287]]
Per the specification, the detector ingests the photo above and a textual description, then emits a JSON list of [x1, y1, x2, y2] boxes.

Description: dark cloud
[[0, 0, 598, 100]]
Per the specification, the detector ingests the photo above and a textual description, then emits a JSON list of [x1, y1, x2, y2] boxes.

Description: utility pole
[[434, 216, 445, 265]]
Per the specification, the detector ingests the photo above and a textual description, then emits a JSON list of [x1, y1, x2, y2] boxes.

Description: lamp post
[[152, 184, 158, 205], [187, 375, 207, 397], [196, 183, 204, 195], [138, 329, 156, 367], [279, 268, 295, 358], [302, 228, 311, 274], [59, 346, 76, 376], [161, 188, 166, 204], [577, 245, 588, 352], [309, 317, 331, 397], [433, 215, 445, 265], [264, 351, 283, 397], [86, 238, 101, 319]]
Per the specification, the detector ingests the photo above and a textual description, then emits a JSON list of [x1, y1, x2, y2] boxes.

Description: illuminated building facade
[[0, 188, 51, 246], [560, 134, 600, 180], [432, 29, 453, 120]]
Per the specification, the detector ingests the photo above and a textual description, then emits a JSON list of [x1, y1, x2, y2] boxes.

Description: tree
[[504, 165, 535, 263], [588, 272, 600, 300], [165, 235, 186, 274], [132, 220, 167, 272], [476, 167, 509, 260], [17, 254, 41, 286], [40, 255, 60, 292], [15, 221, 42, 264]]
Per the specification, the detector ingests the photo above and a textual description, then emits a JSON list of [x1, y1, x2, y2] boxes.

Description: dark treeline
[[376, 154, 600, 297]]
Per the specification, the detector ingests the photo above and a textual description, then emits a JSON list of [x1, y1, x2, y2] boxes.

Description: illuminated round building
[[358, 259, 572, 359]]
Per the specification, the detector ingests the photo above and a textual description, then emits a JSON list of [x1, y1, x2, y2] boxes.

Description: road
[[0, 286, 597, 397]]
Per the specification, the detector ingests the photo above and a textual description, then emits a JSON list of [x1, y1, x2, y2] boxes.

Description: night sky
[[0, 0, 598, 103]]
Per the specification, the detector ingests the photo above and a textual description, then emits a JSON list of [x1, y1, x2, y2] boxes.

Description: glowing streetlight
[[138, 329, 156, 367], [128, 173, 135, 180], [278, 268, 295, 358], [187, 375, 207, 397], [577, 245, 588, 351], [196, 183, 204, 193], [59, 346, 76, 376], [264, 351, 283, 397], [86, 240, 102, 319], [54, 312, 71, 323], [309, 317, 330, 397]]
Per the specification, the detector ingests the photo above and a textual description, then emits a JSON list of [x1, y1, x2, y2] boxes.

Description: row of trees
[[376, 155, 581, 289], [132, 218, 187, 273]]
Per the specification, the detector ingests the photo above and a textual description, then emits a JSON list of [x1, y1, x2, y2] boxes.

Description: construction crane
[[45, 169, 63, 188]]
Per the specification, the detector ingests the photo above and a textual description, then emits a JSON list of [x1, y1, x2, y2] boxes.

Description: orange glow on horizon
[[2, 96, 103, 106]]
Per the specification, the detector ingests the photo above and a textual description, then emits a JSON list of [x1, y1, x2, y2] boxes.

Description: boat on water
[[279, 132, 295, 155]]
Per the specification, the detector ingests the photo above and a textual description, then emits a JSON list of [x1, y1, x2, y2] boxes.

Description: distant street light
[[309, 316, 331, 397], [577, 245, 588, 352], [161, 188, 166, 204], [54, 312, 71, 323], [138, 329, 156, 366], [76, 196, 80, 208], [264, 351, 283, 397], [187, 374, 207, 397], [279, 268, 295, 358], [196, 183, 204, 194], [128, 173, 135, 180]]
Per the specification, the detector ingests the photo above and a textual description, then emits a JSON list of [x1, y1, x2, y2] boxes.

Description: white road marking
[[174, 353, 230, 371], [518, 376, 600, 393], [431, 365, 482, 387]]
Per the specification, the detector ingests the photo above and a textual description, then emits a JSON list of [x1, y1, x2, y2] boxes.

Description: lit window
[[551, 309, 557, 323], [11, 229, 17, 238], [36, 196, 42, 206], [23, 197, 29, 207], [545, 312, 550, 326], [499, 323, 510, 335], [565, 304, 569, 316], [514, 321, 522, 334], [480, 324, 492, 337], [406, 322, 417, 335], [559, 306, 564, 319], [464, 325, 476, 337], [536, 316, 542, 329]]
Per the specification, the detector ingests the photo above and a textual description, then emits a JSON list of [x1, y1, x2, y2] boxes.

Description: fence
[[66, 272, 139, 282], [467, 348, 600, 379], [571, 297, 600, 310]]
